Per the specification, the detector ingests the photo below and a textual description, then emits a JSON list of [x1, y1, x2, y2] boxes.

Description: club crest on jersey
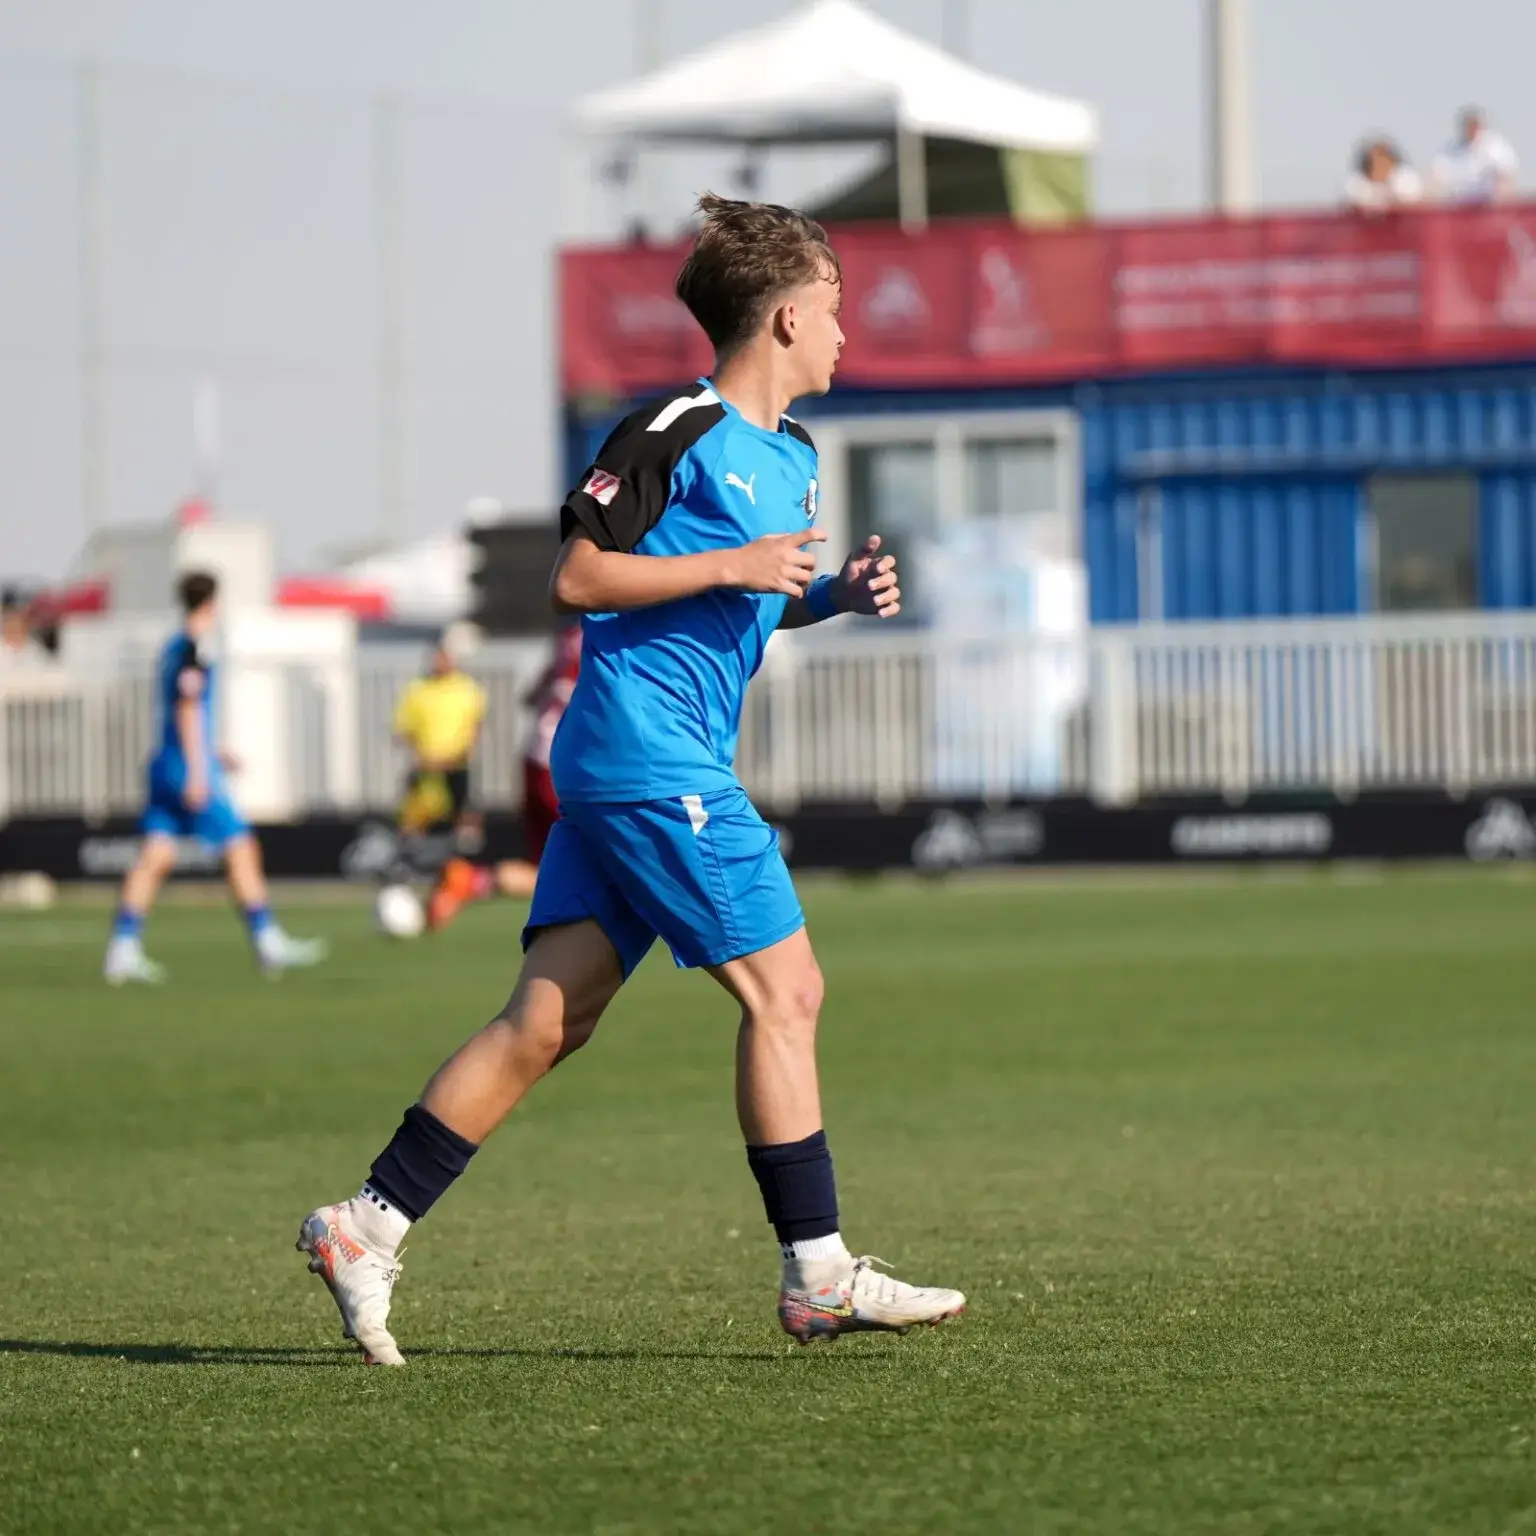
[[802, 478, 819, 522], [582, 468, 621, 507]]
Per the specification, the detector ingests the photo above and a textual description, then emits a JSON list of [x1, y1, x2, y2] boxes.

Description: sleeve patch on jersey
[[581, 469, 621, 507]]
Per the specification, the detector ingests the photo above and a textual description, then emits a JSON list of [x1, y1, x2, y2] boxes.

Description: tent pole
[[896, 127, 927, 233]]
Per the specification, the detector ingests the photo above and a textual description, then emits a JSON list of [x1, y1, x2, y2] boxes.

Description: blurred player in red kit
[[427, 622, 581, 929]]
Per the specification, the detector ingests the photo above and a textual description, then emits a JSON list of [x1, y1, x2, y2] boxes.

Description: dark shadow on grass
[[0, 1338, 889, 1368]]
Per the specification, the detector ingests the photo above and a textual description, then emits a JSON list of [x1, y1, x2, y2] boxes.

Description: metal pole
[[1207, 0, 1257, 214], [78, 59, 107, 539], [374, 93, 406, 546], [633, 0, 664, 231], [940, 0, 970, 59]]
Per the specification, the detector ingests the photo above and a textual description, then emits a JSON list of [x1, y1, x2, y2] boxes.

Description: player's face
[[787, 267, 844, 397]]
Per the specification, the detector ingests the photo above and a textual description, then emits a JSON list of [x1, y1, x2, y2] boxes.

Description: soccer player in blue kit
[[298, 195, 965, 1364], [103, 570, 328, 984]]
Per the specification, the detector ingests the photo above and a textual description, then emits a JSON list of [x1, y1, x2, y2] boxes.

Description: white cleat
[[259, 930, 329, 974], [779, 1255, 966, 1344], [104, 939, 167, 987], [296, 1201, 405, 1366]]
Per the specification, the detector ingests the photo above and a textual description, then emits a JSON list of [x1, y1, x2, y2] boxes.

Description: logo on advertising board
[[970, 247, 1046, 356], [609, 292, 695, 342], [1496, 226, 1536, 327], [911, 808, 1044, 871], [78, 835, 223, 877], [860, 265, 932, 335], [1464, 798, 1536, 861], [1169, 813, 1334, 858]]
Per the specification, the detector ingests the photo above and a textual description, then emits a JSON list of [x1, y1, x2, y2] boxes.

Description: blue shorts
[[522, 785, 804, 978], [141, 764, 249, 847]]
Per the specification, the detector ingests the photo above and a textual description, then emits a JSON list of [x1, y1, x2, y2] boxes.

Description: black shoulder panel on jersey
[[560, 387, 728, 552], [170, 634, 206, 675], [784, 416, 816, 451]]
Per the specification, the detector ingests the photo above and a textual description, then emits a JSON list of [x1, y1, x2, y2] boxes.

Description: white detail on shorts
[[682, 795, 709, 835], [646, 385, 720, 434]]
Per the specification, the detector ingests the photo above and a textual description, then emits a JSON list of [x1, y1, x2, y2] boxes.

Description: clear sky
[[2, 0, 1533, 580]]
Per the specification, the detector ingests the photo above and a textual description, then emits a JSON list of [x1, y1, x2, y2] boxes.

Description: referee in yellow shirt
[[393, 635, 487, 837]]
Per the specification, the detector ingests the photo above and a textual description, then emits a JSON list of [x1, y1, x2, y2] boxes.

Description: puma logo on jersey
[[724, 472, 756, 504]]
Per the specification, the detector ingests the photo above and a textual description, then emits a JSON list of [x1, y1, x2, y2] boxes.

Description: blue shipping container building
[[563, 360, 1536, 625]]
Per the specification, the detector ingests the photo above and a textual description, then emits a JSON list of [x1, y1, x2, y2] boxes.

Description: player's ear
[[772, 300, 796, 347]]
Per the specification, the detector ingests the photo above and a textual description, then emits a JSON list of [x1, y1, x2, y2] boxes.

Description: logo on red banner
[[860, 265, 932, 334], [970, 247, 1046, 356], [610, 293, 696, 341], [1496, 225, 1536, 326], [582, 469, 621, 507]]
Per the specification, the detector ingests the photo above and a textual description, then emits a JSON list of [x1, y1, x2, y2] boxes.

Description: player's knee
[[554, 1014, 600, 1063], [488, 990, 567, 1072], [750, 956, 824, 1036]]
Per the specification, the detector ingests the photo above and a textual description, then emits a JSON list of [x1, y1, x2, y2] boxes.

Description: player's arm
[[392, 689, 423, 763], [552, 530, 826, 614], [553, 418, 825, 616], [463, 682, 487, 758], [777, 535, 901, 630], [173, 643, 210, 809]]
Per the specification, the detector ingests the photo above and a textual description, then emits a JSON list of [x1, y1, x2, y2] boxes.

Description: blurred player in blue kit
[[299, 195, 965, 1363], [102, 570, 328, 984]]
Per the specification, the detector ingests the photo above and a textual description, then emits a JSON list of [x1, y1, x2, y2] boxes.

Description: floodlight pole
[[374, 92, 408, 547], [1207, 0, 1257, 214], [940, 0, 969, 59], [78, 59, 107, 538], [634, 0, 664, 230]]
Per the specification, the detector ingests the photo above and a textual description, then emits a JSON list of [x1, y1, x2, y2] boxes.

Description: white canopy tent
[[570, 0, 1099, 232]]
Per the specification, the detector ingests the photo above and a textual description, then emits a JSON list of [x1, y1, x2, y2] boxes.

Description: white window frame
[[809, 407, 1082, 572]]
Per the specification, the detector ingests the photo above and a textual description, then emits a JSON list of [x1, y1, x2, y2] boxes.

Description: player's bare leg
[[714, 929, 966, 1344], [297, 920, 622, 1363], [103, 833, 177, 984], [224, 832, 327, 973], [419, 919, 621, 1137]]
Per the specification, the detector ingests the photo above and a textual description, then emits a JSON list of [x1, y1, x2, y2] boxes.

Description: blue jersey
[[552, 381, 820, 803], [151, 630, 217, 774]]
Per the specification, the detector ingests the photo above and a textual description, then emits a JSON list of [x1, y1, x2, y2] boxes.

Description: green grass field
[[3, 869, 1536, 1534]]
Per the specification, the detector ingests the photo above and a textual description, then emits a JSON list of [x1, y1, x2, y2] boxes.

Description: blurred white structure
[[8, 614, 1536, 824]]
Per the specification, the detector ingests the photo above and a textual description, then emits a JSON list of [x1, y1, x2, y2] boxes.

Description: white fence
[[5, 613, 1536, 823]]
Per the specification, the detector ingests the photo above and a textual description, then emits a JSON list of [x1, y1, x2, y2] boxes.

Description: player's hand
[[185, 775, 211, 811], [835, 534, 901, 619], [722, 529, 829, 597], [218, 750, 242, 774]]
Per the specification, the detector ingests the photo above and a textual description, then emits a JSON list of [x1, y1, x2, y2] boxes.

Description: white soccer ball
[[374, 883, 425, 940]]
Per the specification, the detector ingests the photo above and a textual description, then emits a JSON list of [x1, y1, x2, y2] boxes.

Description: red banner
[[560, 206, 1536, 396]]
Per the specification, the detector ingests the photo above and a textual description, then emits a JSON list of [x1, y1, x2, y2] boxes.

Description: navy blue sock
[[366, 1104, 479, 1223], [111, 906, 145, 941], [745, 1130, 840, 1245], [242, 904, 276, 942]]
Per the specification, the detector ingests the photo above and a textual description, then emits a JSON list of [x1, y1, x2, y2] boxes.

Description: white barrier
[[5, 614, 1536, 822]]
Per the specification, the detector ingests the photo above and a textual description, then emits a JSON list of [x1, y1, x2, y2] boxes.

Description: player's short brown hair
[[176, 570, 218, 614], [674, 193, 840, 356]]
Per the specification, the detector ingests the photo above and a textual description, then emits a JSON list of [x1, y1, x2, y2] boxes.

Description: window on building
[[848, 441, 939, 619], [965, 436, 1072, 560], [1369, 474, 1477, 611], [820, 412, 1078, 623]]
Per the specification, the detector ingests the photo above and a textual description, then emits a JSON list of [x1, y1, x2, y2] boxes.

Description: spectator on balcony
[[0, 588, 51, 670], [1344, 138, 1423, 213], [1431, 108, 1519, 205]]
